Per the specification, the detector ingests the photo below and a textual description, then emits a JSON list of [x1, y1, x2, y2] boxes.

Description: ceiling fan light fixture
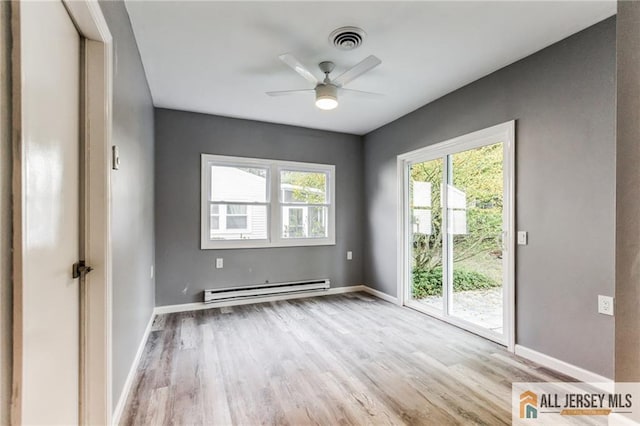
[[315, 84, 338, 110], [316, 97, 338, 110]]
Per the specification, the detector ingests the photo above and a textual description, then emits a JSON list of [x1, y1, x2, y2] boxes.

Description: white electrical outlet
[[150, 265, 154, 279], [216, 258, 223, 269], [598, 295, 614, 316], [347, 251, 353, 260], [517, 231, 528, 245]]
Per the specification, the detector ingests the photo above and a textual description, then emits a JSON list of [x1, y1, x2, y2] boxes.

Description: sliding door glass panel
[[449, 143, 504, 334], [409, 158, 444, 313]]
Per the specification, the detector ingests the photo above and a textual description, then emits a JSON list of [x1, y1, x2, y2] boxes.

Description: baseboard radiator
[[204, 279, 330, 303]]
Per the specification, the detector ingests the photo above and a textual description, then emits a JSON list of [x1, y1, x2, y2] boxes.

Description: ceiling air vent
[[329, 26, 366, 50]]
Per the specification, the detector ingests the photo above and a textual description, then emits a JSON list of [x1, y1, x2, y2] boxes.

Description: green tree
[[411, 143, 503, 291], [280, 171, 326, 203]]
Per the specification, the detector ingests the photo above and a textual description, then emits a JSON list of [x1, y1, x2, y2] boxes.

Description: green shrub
[[412, 267, 499, 298]]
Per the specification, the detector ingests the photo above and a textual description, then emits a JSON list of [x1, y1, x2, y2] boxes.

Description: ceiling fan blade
[[333, 55, 382, 87], [278, 54, 318, 85], [340, 88, 384, 97], [266, 89, 315, 97]]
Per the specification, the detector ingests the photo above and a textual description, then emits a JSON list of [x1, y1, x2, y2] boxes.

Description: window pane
[[211, 216, 220, 230], [210, 165, 268, 202], [283, 207, 305, 238], [209, 205, 267, 241], [280, 170, 327, 204], [308, 206, 328, 238], [291, 209, 304, 236], [210, 204, 219, 214], [227, 216, 248, 229], [281, 206, 328, 239], [227, 204, 247, 215], [412, 208, 431, 234], [413, 181, 432, 207]]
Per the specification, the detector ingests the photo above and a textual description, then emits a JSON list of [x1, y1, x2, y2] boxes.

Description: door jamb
[[64, 1, 113, 423]]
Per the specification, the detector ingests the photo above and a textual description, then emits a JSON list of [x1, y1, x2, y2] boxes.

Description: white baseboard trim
[[111, 312, 155, 426], [153, 285, 399, 315], [514, 344, 613, 386], [361, 286, 399, 305]]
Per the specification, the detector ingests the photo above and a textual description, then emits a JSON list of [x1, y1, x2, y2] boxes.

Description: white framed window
[[279, 168, 330, 239], [201, 154, 335, 249]]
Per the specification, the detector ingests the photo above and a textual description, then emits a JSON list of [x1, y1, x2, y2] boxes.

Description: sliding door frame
[[396, 121, 515, 351]]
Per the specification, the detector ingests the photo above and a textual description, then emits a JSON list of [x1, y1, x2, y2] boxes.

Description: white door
[[15, 1, 82, 423]]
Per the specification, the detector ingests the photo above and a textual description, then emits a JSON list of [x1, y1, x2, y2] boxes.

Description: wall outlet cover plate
[[598, 295, 614, 316]]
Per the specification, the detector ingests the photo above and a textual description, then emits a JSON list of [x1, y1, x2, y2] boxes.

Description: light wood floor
[[121, 292, 570, 425]]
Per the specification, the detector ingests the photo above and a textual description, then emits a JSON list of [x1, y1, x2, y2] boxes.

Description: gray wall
[[99, 1, 156, 409], [615, 1, 640, 382], [363, 18, 616, 378], [154, 109, 363, 306], [0, 2, 11, 423]]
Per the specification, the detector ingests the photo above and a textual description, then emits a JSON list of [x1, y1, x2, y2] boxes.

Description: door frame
[[396, 121, 515, 351], [11, 1, 113, 424]]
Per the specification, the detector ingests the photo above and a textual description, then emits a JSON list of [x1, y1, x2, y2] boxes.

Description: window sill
[[201, 237, 336, 250]]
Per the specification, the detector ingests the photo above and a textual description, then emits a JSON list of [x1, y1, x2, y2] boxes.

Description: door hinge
[[72, 260, 93, 279]]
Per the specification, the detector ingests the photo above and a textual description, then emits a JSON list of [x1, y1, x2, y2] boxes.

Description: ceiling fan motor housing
[[315, 83, 338, 110], [316, 83, 338, 98]]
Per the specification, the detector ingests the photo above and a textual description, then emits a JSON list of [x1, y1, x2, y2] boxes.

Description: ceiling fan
[[267, 53, 382, 110]]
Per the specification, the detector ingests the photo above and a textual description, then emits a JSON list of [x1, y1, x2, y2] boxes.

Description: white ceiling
[[125, 1, 615, 135]]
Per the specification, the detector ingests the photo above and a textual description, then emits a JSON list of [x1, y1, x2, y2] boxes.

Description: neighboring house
[[209, 166, 327, 240], [412, 181, 467, 235], [210, 166, 267, 240]]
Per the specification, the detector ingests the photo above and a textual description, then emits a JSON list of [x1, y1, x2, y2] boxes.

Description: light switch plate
[[347, 251, 353, 260], [216, 258, 223, 269], [517, 231, 528, 245], [112, 145, 120, 170], [598, 295, 614, 316]]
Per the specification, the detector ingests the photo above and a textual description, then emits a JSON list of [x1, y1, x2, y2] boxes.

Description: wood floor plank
[[143, 386, 168, 425], [120, 293, 572, 425], [199, 322, 233, 425]]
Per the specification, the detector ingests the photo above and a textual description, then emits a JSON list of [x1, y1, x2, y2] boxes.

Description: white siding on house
[[210, 165, 267, 202], [209, 166, 268, 240], [250, 206, 267, 238]]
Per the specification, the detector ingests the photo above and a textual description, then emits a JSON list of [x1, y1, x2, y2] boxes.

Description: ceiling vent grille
[[329, 26, 366, 50]]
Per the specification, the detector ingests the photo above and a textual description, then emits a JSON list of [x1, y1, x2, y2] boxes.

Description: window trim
[[201, 154, 336, 249]]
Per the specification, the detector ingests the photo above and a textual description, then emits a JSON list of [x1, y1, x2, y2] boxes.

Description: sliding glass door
[[449, 144, 504, 334], [401, 123, 514, 346], [409, 158, 445, 314]]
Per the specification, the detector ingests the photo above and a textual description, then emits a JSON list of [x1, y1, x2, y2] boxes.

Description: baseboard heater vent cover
[[204, 279, 330, 303]]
